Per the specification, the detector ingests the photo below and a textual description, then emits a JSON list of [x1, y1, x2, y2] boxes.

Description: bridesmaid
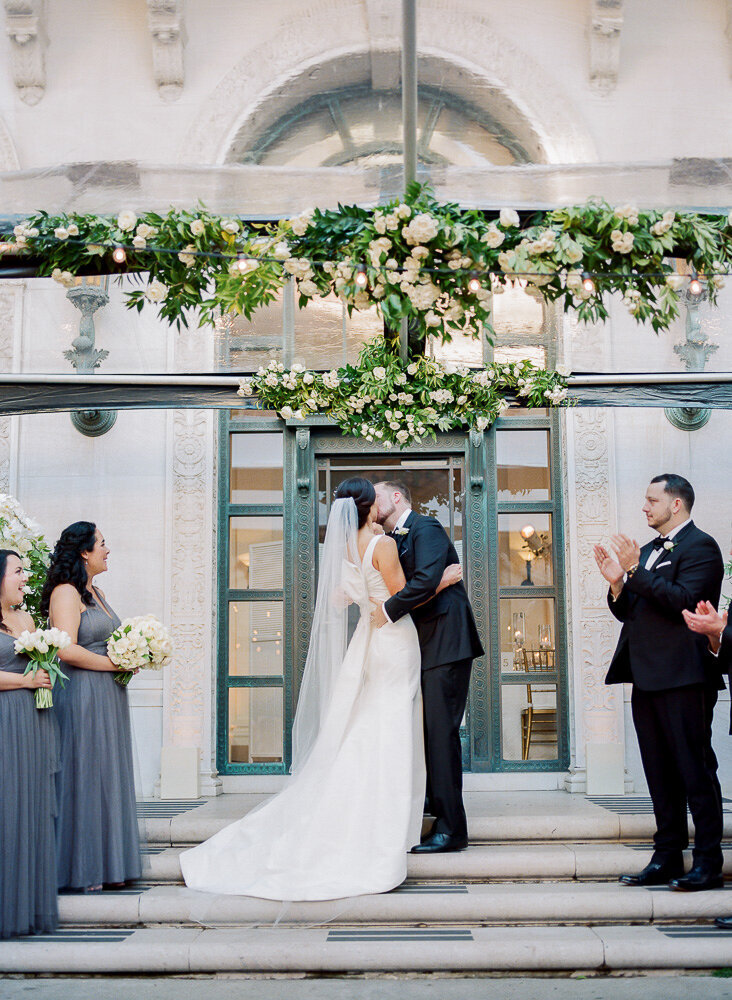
[[0, 549, 59, 938], [41, 522, 141, 893]]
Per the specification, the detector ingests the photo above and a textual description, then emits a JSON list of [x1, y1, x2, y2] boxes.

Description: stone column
[[563, 407, 631, 793], [561, 308, 632, 794], [160, 326, 221, 796]]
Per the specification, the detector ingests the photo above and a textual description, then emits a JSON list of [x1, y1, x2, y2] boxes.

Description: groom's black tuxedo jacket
[[383, 510, 484, 671], [605, 521, 724, 691]]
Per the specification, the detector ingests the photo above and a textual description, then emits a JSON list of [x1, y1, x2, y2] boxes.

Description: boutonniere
[[394, 526, 410, 537], [663, 540, 676, 552]]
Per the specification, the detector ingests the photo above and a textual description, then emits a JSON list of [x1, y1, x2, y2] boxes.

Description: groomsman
[[682, 539, 732, 923], [594, 474, 725, 890]]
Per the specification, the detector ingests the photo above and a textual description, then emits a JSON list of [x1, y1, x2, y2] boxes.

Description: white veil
[[290, 497, 370, 775]]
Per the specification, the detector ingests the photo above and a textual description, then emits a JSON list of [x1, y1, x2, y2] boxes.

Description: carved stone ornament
[[147, 0, 186, 102], [3, 0, 47, 105], [162, 325, 220, 795], [589, 0, 624, 95]]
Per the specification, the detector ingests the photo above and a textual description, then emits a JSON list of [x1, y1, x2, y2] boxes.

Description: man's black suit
[[606, 521, 725, 869], [715, 620, 732, 731], [384, 510, 483, 840]]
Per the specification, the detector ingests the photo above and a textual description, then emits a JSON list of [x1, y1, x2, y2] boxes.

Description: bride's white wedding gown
[[180, 535, 425, 900]]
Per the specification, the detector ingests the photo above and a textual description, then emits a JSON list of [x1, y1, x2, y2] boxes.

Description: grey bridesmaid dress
[[53, 589, 141, 889], [0, 631, 59, 938]]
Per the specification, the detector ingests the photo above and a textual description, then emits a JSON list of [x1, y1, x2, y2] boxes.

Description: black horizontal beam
[[0, 374, 729, 415]]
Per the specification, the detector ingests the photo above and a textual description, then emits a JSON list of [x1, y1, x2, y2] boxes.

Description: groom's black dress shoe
[[669, 864, 724, 892], [619, 858, 684, 887], [715, 916, 732, 929], [410, 833, 468, 854]]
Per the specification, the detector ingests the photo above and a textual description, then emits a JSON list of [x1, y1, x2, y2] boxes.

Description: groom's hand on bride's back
[[439, 563, 462, 592], [370, 600, 388, 629]]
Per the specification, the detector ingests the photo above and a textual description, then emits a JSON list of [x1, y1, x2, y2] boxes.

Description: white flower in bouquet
[[108, 615, 174, 686], [14, 628, 71, 709]]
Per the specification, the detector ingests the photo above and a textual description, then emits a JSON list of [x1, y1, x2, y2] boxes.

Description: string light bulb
[[688, 269, 703, 296], [582, 271, 595, 293], [355, 263, 368, 288], [112, 246, 127, 265], [468, 271, 481, 293], [236, 255, 255, 273]]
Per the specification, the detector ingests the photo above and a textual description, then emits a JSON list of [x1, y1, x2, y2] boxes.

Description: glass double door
[[219, 414, 568, 776]]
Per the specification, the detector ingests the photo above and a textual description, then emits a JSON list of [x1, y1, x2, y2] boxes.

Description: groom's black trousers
[[421, 658, 472, 840]]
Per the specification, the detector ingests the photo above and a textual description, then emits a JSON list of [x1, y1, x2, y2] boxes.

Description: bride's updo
[[334, 478, 376, 529]]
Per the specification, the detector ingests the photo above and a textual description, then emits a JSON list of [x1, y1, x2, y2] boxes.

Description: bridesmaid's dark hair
[[334, 477, 376, 529], [0, 549, 21, 634], [40, 521, 97, 618]]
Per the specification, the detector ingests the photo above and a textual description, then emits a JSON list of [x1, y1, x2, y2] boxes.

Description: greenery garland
[[238, 338, 570, 445], [2, 184, 731, 343]]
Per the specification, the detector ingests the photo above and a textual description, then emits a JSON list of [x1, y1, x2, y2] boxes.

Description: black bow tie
[[652, 536, 669, 550]]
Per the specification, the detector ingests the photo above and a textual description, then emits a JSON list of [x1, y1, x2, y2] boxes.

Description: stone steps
[[136, 842, 732, 884], [56, 879, 732, 928], [6, 794, 732, 975], [3, 922, 732, 974]]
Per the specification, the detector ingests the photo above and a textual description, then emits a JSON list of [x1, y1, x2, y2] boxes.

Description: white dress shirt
[[643, 517, 691, 570], [381, 508, 411, 623]]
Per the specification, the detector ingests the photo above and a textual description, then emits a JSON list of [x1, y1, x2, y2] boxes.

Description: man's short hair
[[377, 480, 412, 505], [650, 473, 695, 513]]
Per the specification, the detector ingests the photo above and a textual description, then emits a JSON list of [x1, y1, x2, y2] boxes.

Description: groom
[[371, 481, 483, 853]]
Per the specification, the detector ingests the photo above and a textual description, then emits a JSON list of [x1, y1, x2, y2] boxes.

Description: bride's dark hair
[[334, 478, 376, 529], [40, 521, 97, 618]]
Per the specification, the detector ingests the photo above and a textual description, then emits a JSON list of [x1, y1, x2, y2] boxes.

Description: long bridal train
[[181, 517, 425, 901]]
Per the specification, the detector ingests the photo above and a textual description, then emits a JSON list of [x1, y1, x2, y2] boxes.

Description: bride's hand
[[372, 523, 385, 536], [437, 562, 462, 593]]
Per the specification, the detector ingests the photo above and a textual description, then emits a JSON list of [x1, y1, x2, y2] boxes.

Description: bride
[[181, 477, 457, 901]]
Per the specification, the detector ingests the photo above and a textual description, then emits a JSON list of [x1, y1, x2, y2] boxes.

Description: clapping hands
[[682, 601, 727, 649]]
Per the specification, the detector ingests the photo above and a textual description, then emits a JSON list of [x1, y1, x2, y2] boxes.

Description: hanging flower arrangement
[[238, 338, 570, 446], [2, 184, 730, 342]]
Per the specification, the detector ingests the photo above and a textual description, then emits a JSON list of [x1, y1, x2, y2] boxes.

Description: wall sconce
[[664, 275, 717, 432], [64, 275, 117, 436]]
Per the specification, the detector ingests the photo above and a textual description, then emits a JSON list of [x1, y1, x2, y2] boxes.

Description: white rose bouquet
[[107, 615, 173, 687], [13, 627, 71, 709]]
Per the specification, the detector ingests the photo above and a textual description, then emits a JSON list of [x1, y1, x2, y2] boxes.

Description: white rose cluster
[[14, 627, 71, 657], [614, 204, 639, 227], [12, 222, 39, 248], [528, 230, 557, 255], [651, 211, 675, 237], [402, 213, 439, 246], [610, 230, 635, 254], [289, 210, 314, 237], [107, 615, 173, 673]]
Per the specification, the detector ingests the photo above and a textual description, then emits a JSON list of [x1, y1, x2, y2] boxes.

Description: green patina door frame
[[217, 410, 569, 775]]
